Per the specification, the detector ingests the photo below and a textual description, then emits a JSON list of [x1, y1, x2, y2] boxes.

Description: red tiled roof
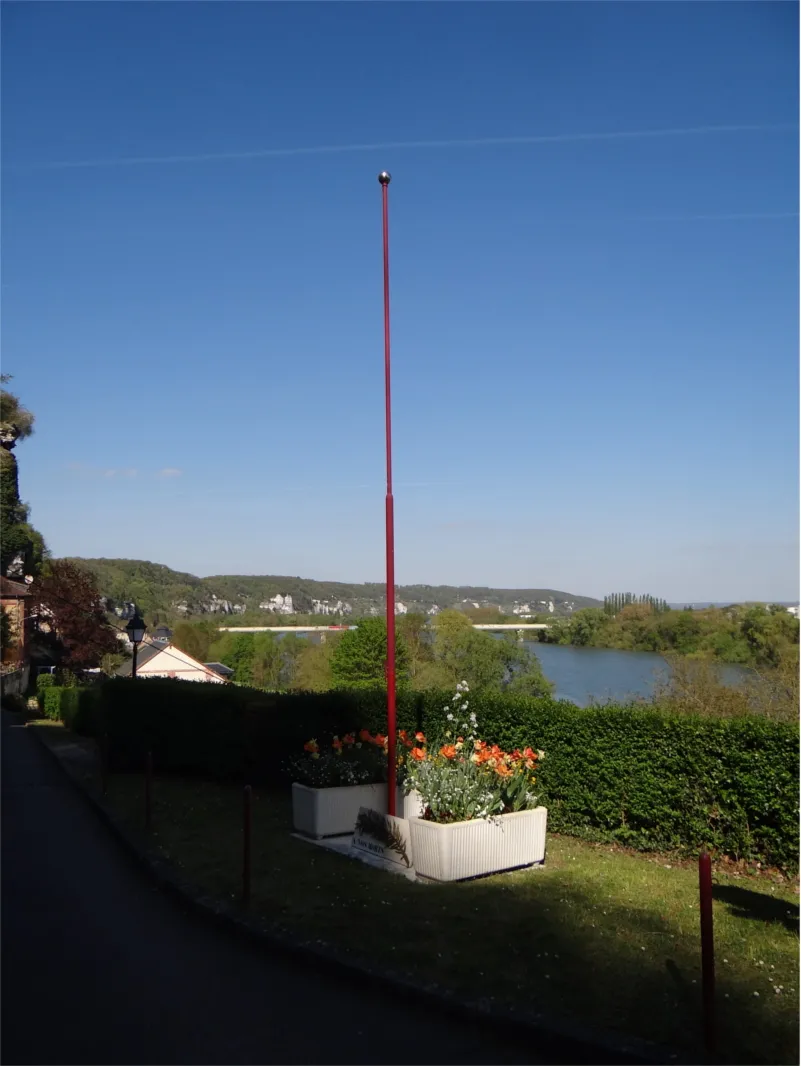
[[0, 576, 31, 598]]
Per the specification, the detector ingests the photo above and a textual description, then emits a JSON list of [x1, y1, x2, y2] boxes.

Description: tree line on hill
[[64, 556, 602, 622]]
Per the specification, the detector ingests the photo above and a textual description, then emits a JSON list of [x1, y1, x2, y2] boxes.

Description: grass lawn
[[99, 770, 799, 1065]]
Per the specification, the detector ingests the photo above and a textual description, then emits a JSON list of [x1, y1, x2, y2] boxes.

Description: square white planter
[[408, 806, 547, 882], [292, 782, 422, 838]]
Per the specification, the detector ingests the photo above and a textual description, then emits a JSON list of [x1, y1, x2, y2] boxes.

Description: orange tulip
[[411, 747, 426, 761], [415, 731, 426, 743], [303, 739, 319, 754], [359, 729, 372, 744], [439, 744, 457, 760]]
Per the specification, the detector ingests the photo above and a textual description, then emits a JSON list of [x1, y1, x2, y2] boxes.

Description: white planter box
[[292, 782, 422, 838], [408, 806, 547, 882]]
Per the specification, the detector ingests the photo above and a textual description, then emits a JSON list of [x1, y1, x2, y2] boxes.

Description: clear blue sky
[[2, 2, 798, 602]]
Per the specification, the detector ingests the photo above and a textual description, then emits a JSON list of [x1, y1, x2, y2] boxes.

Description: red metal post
[[145, 751, 153, 829], [379, 171, 397, 818], [243, 785, 252, 905], [699, 850, 716, 1056]]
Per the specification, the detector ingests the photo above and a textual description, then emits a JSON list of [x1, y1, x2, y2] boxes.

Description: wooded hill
[[67, 557, 602, 621]]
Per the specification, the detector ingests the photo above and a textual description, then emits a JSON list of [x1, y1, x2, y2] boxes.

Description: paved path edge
[[31, 723, 683, 1066]]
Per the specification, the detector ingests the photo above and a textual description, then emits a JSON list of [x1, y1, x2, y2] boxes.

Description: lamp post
[[125, 609, 147, 679], [378, 170, 397, 817]]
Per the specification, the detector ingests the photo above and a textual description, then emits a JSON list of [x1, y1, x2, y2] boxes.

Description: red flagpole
[[379, 170, 397, 817]]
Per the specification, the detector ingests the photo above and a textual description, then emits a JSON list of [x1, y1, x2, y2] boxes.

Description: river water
[[524, 641, 746, 706], [288, 630, 745, 707]]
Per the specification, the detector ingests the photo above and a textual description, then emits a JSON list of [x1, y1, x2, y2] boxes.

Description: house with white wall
[[115, 642, 228, 683]]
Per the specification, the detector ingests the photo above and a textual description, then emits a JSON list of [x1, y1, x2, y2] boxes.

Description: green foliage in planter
[[82, 678, 799, 870]]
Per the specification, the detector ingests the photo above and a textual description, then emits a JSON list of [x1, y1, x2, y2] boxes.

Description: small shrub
[[41, 686, 63, 720], [36, 672, 55, 712], [59, 687, 81, 730]]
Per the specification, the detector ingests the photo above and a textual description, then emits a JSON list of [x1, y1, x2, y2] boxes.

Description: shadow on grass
[[712, 884, 800, 933], [106, 776, 800, 1066]]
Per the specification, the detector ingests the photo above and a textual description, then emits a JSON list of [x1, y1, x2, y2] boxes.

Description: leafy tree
[[740, 605, 799, 667], [206, 632, 259, 685], [171, 619, 220, 662], [289, 635, 340, 691], [279, 632, 308, 683], [396, 611, 432, 681], [566, 607, 609, 646], [496, 635, 554, 697], [30, 560, 119, 670], [330, 617, 409, 689], [431, 608, 473, 642], [0, 378, 47, 577], [433, 626, 507, 691], [249, 632, 285, 690], [429, 610, 553, 695], [463, 606, 506, 624], [0, 375, 35, 443]]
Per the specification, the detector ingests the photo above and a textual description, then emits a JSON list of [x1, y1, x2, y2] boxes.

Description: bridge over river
[[218, 623, 551, 634]]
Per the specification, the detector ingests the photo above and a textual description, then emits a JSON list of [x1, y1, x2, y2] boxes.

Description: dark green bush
[[58, 687, 81, 730], [83, 679, 799, 870], [41, 685, 63, 720], [36, 672, 55, 711]]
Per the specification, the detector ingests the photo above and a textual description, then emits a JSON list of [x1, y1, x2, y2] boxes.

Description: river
[[524, 641, 747, 707], [284, 630, 745, 707]]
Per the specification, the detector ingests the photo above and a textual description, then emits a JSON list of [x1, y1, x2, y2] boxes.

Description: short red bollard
[[699, 850, 716, 1057], [145, 751, 154, 829], [242, 785, 252, 905]]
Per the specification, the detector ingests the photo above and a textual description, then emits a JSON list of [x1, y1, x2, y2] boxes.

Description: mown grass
[[103, 772, 799, 1065]]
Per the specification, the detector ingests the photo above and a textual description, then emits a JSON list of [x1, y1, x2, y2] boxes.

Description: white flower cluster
[[444, 680, 476, 734]]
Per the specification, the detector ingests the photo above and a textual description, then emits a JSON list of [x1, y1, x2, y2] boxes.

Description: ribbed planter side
[[292, 783, 422, 838], [408, 807, 547, 882]]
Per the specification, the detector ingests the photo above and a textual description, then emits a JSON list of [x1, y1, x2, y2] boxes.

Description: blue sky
[[2, 2, 798, 601]]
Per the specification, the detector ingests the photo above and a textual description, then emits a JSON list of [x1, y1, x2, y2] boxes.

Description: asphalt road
[[1, 711, 543, 1066]]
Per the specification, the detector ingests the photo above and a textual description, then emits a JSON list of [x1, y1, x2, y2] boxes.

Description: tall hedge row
[[39, 684, 81, 724], [76, 678, 799, 870]]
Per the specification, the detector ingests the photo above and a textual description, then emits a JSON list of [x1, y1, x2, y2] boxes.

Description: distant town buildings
[[259, 593, 295, 615], [311, 598, 353, 616]]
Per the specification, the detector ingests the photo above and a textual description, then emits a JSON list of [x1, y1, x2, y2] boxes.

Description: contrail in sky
[[4, 123, 795, 171]]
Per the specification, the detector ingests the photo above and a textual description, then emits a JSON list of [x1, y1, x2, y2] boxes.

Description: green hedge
[[36, 672, 55, 712], [41, 685, 64, 720], [78, 679, 799, 870], [39, 685, 82, 725]]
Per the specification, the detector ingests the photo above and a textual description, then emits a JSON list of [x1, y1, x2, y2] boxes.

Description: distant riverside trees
[[179, 612, 554, 697], [539, 600, 799, 670], [603, 593, 669, 616]]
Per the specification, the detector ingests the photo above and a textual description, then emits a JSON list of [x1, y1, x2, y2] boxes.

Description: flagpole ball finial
[[378, 171, 392, 185]]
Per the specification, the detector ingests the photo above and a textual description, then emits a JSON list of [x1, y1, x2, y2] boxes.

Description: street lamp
[[378, 169, 397, 817], [125, 609, 147, 679]]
